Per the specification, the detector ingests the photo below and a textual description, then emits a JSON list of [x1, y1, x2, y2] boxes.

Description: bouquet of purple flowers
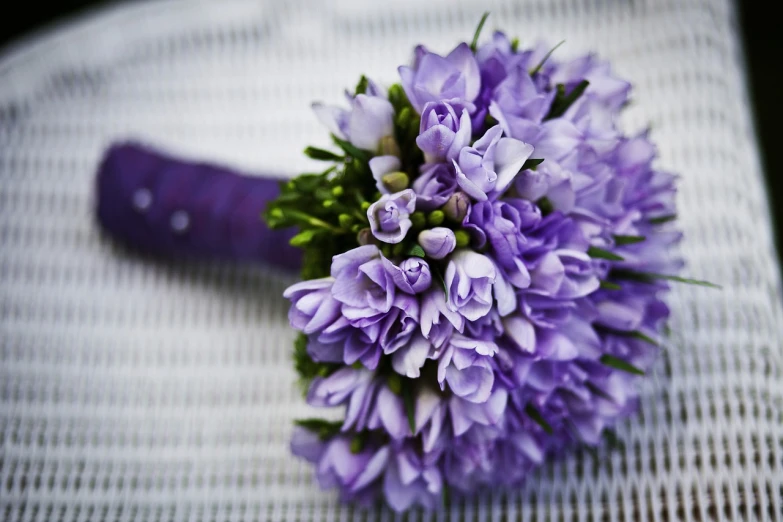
[[266, 16, 711, 512]]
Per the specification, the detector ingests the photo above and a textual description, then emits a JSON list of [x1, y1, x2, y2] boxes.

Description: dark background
[[1, 2, 780, 256]]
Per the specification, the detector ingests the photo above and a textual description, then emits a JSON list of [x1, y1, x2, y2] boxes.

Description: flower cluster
[[266, 20, 695, 512]]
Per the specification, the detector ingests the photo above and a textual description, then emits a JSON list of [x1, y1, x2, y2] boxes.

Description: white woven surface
[[1, 0, 782, 520]]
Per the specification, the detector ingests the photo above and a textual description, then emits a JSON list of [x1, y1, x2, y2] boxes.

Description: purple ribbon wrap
[[96, 143, 302, 270]]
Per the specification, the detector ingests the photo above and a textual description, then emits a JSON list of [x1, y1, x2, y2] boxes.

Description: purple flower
[[283, 277, 341, 334], [418, 227, 456, 259], [448, 389, 508, 436], [331, 245, 394, 313], [391, 333, 434, 378], [416, 100, 472, 162], [367, 189, 416, 244], [399, 43, 481, 113], [437, 334, 497, 403], [313, 93, 394, 152], [307, 367, 373, 409], [383, 443, 443, 511], [550, 54, 631, 110], [444, 250, 496, 321], [420, 287, 465, 348], [489, 68, 556, 142], [290, 37, 682, 512], [382, 256, 432, 294], [291, 431, 390, 504], [454, 126, 534, 201], [412, 163, 457, 210], [514, 161, 575, 213], [465, 200, 536, 289]]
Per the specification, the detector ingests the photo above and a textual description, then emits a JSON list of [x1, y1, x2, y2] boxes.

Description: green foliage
[[545, 80, 590, 120], [470, 12, 491, 52], [355, 75, 369, 96], [525, 404, 554, 434], [520, 158, 544, 171], [293, 334, 338, 394], [613, 235, 646, 246], [612, 269, 720, 289], [529, 40, 565, 75], [599, 354, 645, 375], [294, 418, 343, 440], [587, 246, 624, 261], [648, 214, 677, 225], [401, 379, 417, 435]]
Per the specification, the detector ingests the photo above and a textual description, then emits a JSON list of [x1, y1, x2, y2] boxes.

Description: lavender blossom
[[367, 190, 417, 244], [412, 163, 457, 210], [454, 125, 534, 201], [418, 227, 456, 259], [284, 32, 683, 512], [399, 43, 481, 113], [417, 100, 472, 162]]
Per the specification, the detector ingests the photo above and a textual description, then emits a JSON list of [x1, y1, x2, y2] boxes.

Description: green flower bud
[[338, 214, 353, 229], [379, 135, 401, 157], [410, 211, 427, 230], [360, 201, 371, 212], [454, 229, 471, 248], [381, 171, 410, 192], [427, 210, 445, 226], [331, 186, 344, 197]]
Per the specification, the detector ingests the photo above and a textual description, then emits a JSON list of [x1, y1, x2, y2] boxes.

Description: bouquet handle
[[95, 142, 302, 270]]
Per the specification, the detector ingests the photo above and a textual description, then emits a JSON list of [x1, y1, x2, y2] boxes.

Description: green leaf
[[470, 12, 490, 52], [293, 173, 328, 193], [599, 354, 645, 375], [612, 270, 720, 289], [289, 229, 319, 247], [521, 158, 545, 171], [355, 75, 369, 95], [587, 246, 624, 261], [331, 135, 370, 162], [294, 418, 343, 440], [597, 326, 659, 346], [628, 330, 659, 346], [646, 273, 721, 289], [599, 280, 622, 291], [529, 40, 565, 75], [408, 245, 426, 258], [537, 197, 554, 216], [613, 235, 646, 246], [525, 404, 553, 434], [303, 146, 343, 162], [545, 80, 589, 120], [431, 264, 448, 302], [401, 379, 416, 435], [648, 214, 677, 225], [510, 37, 520, 53]]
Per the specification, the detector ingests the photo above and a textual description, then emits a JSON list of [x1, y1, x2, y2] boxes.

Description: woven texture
[[1, 0, 782, 520]]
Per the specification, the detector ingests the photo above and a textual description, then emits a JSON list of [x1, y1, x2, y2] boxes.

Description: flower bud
[[338, 214, 353, 229], [381, 171, 410, 192], [418, 228, 457, 259], [357, 228, 373, 245], [378, 135, 401, 157], [427, 210, 445, 226], [454, 229, 471, 248], [442, 192, 470, 222], [410, 211, 427, 230]]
